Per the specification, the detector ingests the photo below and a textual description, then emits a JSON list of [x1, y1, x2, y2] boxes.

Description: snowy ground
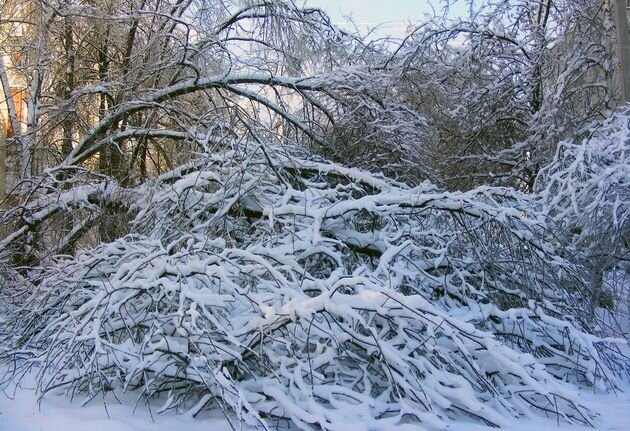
[[1, 377, 629, 431], [0, 378, 230, 431]]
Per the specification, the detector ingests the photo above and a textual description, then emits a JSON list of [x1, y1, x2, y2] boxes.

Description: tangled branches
[[1, 144, 627, 429]]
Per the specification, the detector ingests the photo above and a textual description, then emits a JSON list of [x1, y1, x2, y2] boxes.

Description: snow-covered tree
[[536, 108, 630, 331], [0, 0, 352, 260], [383, 0, 617, 191]]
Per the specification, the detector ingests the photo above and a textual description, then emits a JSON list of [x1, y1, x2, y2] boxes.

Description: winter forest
[[0, 0, 628, 430]]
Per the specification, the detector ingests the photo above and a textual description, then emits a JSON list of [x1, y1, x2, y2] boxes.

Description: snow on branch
[[537, 109, 629, 229], [2, 144, 627, 430], [535, 108, 630, 338]]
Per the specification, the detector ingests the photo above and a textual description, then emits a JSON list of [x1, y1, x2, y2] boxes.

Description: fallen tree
[[1, 142, 627, 430]]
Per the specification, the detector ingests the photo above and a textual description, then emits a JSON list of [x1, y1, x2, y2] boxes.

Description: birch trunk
[[0, 55, 22, 195]]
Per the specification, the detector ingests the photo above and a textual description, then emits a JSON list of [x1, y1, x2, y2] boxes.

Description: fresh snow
[[0, 386, 229, 431]]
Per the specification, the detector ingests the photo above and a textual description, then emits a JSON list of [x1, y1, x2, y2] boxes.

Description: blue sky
[[303, 0, 475, 38]]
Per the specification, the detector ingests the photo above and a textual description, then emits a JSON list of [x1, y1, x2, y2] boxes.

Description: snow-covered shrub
[[1, 144, 627, 429], [536, 109, 630, 336]]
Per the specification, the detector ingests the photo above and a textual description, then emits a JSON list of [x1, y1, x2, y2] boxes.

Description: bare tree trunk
[[61, 16, 75, 158], [613, 0, 630, 101], [23, 63, 41, 180], [58, 15, 76, 256], [0, 55, 22, 194]]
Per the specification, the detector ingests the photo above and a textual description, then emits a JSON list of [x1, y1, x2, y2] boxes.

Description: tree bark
[[0, 55, 22, 194], [613, 0, 630, 102]]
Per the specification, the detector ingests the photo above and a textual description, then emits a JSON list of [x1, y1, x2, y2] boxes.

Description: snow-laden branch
[[535, 109, 630, 332], [2, 144, 626, 430], [63, 74, 328, 166]]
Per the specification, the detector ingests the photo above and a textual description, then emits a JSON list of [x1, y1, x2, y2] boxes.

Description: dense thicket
[[0, 0, 628, 430]]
